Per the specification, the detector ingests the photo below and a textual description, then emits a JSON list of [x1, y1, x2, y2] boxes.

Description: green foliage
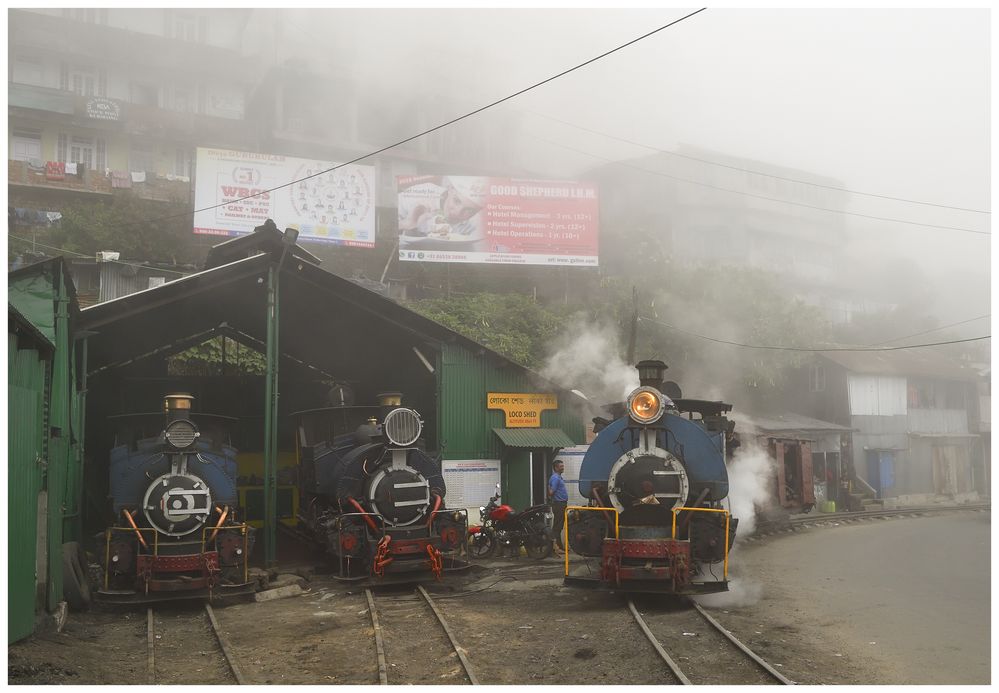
[[39, 194, 204, 265], [167, 337, 266, 376], [405, 292, 571, 368]]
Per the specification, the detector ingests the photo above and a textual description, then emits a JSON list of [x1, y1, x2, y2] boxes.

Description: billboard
[[397, 175, 598, 266], [193, 148, 376, 246]]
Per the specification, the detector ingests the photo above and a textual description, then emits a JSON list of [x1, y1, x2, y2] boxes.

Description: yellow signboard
[[487, 392, 558, 428]]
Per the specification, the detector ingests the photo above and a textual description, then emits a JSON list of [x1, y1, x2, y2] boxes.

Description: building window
[[174, 148, 192, 177], [129, 141, 157, 173], [173, 12, 198, 41], [11, 131, 42, 161], [11, 55, 44, 86], [96, 138, 106, 171], [809, 365, 826, 393], [130, 83, 158, 107], [67, 64, 97, 96], [63, 8, 107, 24], [69, 136, 95, 168]]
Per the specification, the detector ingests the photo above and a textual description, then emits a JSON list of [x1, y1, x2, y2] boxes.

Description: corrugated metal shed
[[492, 427, 577, 448]]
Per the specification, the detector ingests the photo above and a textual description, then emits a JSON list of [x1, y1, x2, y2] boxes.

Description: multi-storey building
[[8, 8, 257, 250]]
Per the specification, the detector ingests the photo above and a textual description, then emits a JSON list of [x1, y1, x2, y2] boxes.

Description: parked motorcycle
[[468, 484, 554, 559]]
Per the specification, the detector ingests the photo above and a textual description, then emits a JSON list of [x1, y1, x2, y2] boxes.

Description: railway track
[[146, 604, 245, 685], [788, 503, 988, 529], [628, 596, 793, 685], [365, 586, 478, 685]]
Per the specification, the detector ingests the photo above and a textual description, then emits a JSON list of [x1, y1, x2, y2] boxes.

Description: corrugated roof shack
[[8, 258, 87, 643], [790, 351, 986, 505], [77, 222, 585, 567]]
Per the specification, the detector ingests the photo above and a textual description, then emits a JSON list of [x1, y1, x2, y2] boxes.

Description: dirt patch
[[10, 526, 970, 685]]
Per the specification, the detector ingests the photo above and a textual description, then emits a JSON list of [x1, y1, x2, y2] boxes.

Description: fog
[[250, 7, 989, 327]]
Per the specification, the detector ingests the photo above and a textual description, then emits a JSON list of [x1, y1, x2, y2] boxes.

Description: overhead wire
[[868, 314, 991, 346], [59, 8, 708, 237], [8, 233, 190, 275], [636, 315, 989, 352], [526, 133, 990, 236], [524, 111, 991, 215]]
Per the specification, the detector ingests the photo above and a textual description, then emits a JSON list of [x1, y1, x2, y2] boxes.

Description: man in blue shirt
[[548, 460, 568, 556]]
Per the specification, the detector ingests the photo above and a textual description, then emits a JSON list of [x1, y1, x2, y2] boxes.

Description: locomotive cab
[[566, 360, 738, 595]]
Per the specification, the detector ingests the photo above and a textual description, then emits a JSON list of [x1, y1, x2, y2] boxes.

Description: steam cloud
[[726, 437, 774, 538], [540, 320, 639, 406]]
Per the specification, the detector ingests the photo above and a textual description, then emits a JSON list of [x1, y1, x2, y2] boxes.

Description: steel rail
[[789, 503, 989, 528], [146, 605, 244, 685], [417, 585, 479, 685], [687, 598, 793, 684], [204, 604, 247, 685], [626, 598, 691, 684], [364, 589, 389, 685]]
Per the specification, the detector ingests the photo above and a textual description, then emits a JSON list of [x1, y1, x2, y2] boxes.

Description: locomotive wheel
[[62, 542, 92, 612], [524, 535, 553, 560], [468, 531, 497, 558]]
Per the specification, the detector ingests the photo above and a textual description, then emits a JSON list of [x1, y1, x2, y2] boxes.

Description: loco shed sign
[[487, 392, 558, 428]]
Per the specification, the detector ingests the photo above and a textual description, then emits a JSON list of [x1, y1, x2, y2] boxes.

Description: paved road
[[730, 511, 990, 684]]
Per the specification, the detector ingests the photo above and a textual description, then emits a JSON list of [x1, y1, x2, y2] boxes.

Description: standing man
[[548, 460, 568, 556]]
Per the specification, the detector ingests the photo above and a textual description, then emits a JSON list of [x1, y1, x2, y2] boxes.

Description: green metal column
[[47, 273, 70, 610], [263, 263, 280, 566]]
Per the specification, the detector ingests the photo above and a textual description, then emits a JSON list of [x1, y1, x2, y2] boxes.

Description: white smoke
[[726, 438, 775, 537], [540, 320, 639, 405], [694, 574, 763, 608]]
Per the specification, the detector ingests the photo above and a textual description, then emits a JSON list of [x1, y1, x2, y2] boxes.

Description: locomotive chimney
[[636, 360, 668, 390], [376, 391, 403, 420], [163, 393, 194, 423]]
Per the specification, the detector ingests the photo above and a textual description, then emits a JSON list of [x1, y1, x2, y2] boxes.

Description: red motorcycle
[[468, 484, 554, 559]]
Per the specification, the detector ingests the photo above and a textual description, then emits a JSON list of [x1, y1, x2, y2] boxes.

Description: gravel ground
[[9, 511, 987, 685]]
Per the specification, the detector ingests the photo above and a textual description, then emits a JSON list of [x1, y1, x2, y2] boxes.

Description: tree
[[40, 193, 208, 265], [405, 292, 572, 368]]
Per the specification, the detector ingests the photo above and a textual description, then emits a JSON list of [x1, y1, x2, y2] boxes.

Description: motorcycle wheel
[[524, 535, 553, 560], [468, 531, 497, 559]]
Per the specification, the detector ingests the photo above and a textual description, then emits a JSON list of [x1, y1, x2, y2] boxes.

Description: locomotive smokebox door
[[143, 473, 212, 536]]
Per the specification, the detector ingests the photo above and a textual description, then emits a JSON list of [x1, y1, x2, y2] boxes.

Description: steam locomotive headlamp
[[165, 419, 199, 449], [383, 407, 423, 447], [628, 386, 665, 424]]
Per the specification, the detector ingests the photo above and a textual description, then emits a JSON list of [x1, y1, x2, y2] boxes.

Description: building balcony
[[8, 159, 192, 203]]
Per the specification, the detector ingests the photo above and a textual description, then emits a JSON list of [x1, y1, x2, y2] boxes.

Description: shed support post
[[263, 262, 280, 567]]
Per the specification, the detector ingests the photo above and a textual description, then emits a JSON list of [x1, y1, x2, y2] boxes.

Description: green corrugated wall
[[8, 331, 49, 643], [437, 342, 585, 460], [8, 260, 84, 642]]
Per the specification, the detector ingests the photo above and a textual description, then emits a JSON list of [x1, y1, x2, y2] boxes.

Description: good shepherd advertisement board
[[193, 148, 376, 246], [396, 175, 599, 266]]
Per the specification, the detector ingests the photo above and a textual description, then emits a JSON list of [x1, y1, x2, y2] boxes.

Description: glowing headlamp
[[627, 386, 665, 424]]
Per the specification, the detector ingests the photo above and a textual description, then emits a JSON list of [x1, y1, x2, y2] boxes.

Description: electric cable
[[525, 111, 991, 215], [8, 233, 190, 275], [637, 315, 989, 352], [868, 314, 991, 346], [527, 133, 990, 236], [61, 9, 708, 236]]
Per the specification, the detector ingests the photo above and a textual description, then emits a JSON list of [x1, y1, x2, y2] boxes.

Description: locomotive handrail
[[563, 505, 619, 577], [670, 506, 730, 580]]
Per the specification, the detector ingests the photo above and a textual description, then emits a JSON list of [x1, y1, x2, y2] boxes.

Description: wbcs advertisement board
[[192, 148, 376, 247], [396, 175, 598, 266]]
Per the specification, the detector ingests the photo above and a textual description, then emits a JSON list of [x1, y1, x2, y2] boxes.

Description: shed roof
[[493, 427, 577, 449], [821, 350, 979, 382], [78, 223, 576, 397], [730, 410, 853, 437]]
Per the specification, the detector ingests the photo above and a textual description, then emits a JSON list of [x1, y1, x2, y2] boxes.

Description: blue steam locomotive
[[294, 391, 468, 583], [97, 394, 255, 603], [564, 360, 738, 594]]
